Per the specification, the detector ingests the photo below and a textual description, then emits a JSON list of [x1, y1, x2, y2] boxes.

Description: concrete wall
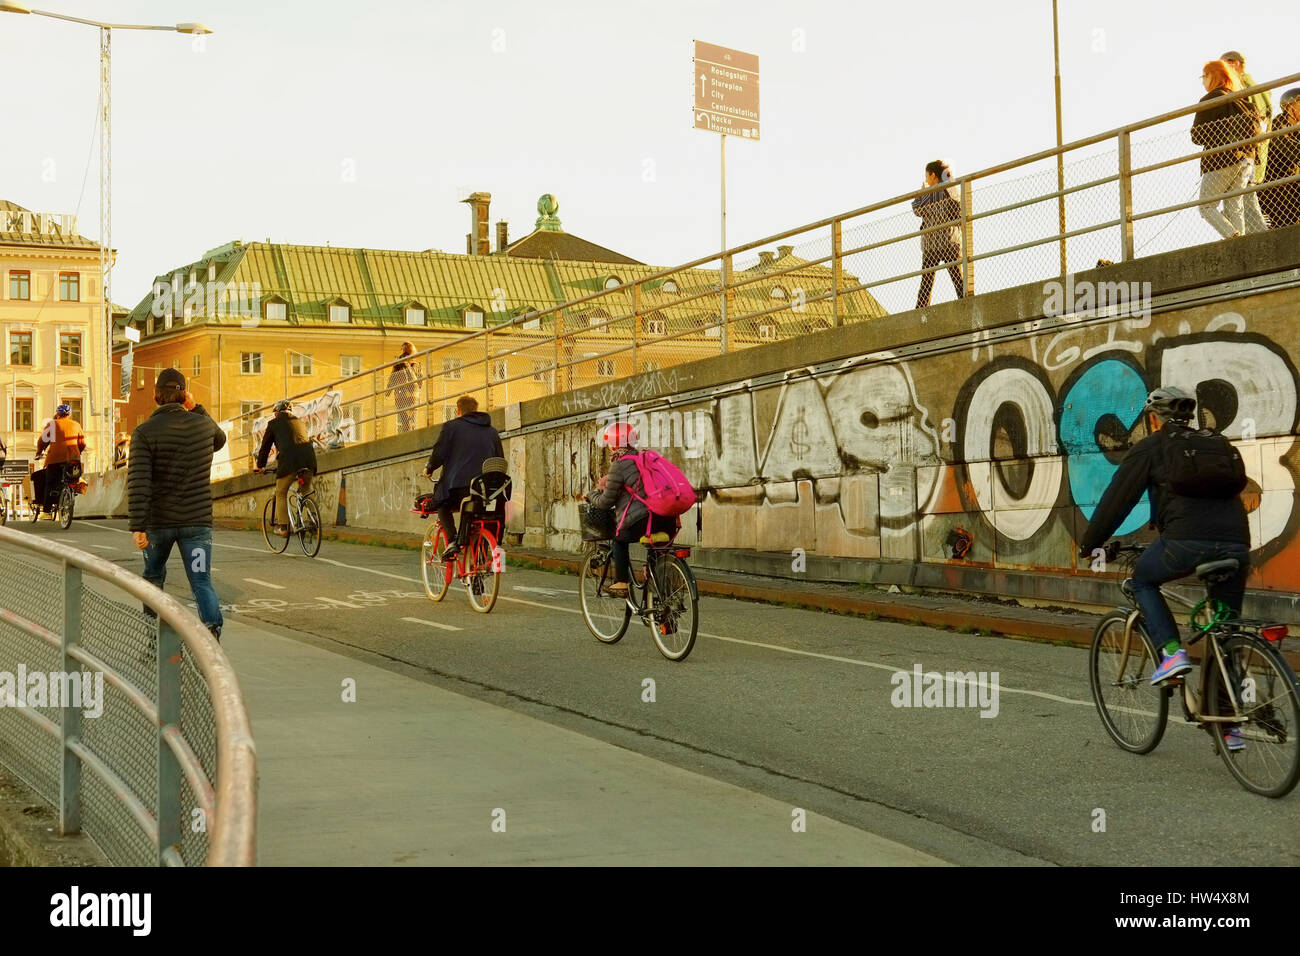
[[208, 227, 1300, 612]]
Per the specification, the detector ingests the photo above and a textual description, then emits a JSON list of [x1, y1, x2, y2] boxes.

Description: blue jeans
[[141, 526, 223, 631], [1132, 538, 1249, 649]]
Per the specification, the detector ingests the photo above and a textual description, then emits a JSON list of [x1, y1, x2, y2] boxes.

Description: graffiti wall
[[530, 290, 1300, 591], [247, 390, 356, 466]]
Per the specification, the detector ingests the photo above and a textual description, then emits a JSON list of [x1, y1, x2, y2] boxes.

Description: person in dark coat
[[587, 422, 677, 598], [1260, 88, 1300, 229], [388, 341, 419, 433], [255, 399, 319, 537], [911, 159, 965, 309], [128, 368, 228, 640], [423, 395, 502, 559], [1192, 60, 1260, 239]]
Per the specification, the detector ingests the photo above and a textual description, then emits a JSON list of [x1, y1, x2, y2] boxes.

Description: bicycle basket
[[579, 504, 615, 542]]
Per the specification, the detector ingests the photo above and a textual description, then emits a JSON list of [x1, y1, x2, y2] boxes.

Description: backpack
[[1162, 425, 1247, 498], [624, 450, 697, 518]]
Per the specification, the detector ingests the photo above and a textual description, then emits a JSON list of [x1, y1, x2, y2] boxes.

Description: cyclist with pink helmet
[[588, 420, 676, 598]]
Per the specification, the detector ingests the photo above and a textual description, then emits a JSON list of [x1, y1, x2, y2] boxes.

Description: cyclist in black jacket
[[1079, 386, 1250, 696], [256, 400, 319, 538]]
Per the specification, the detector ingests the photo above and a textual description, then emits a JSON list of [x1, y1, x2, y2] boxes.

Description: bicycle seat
[[1195, 558, 1240, 581], [639, 532, 672, 545]]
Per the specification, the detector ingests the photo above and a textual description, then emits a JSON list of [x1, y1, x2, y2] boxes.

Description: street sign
[[1, 460, 30, 484], [123, 325, 140, 343], [693, 40, 759, 139], [120, 351, 132, 399]]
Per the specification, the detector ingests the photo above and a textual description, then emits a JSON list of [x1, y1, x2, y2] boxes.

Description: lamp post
[[0, 4, 211, 472], [1052, 0, 1067, 276]]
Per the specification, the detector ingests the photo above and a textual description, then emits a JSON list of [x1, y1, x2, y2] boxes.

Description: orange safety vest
[[38, 417, 86, 465]]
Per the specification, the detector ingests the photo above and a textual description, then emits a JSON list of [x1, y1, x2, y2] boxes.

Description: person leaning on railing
[[1260, 88, 1300, 230], [1221, 51, 1272, 233], [388, 341, 419, 434], [911, 159, 965, 309], [1192, 60, 1265, 240]]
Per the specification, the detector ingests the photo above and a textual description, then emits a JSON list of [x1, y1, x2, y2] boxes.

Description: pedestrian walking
[[1192, 60, 1260, 239], [1222, 51, 1272, 232], [388, 342, 419, 434], [127, 368, 228, 641], [1260, 88, 1300, 229], [423, 395, 502, 561], [911, 159, 965, 309]]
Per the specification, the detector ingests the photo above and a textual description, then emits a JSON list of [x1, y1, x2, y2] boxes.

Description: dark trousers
[[1132, 537, 1250, 649], [611, 514, 678, 584], [437, 487, 470, 547], [32, 461, 74, 511], [916, 240, 964, 308]]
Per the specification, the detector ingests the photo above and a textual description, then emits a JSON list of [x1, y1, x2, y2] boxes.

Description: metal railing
[[223, 71, 1300, 470], [0, 526, 256, 866]]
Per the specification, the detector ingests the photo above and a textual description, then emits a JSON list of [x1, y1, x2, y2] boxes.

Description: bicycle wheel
[[464, 526, 500, 613], [1089, 610, 1168, 754], [421, 524, 451, 602], [579, 548, 630, 644], [262, 498, 288, 553], [649, 555, 698, 662], [297, 497, 322, 557], [1205, 634, 1300, 797], [57, 486, 75, 530]]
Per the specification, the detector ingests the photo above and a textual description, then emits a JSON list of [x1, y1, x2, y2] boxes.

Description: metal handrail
[[0, 525, 256, 866]]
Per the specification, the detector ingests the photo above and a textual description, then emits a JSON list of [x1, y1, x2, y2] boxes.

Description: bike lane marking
[[244, 578, 286, 589], [401, 617, 463, 632]]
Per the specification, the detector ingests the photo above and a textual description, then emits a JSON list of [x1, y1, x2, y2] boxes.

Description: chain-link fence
[[218, 72, 1300, 476], [0, 526, 255, 866]]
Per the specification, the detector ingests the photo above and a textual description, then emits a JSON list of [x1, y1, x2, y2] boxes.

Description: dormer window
[[463, 308, 484, 329], [521, 310, 541, 331], [770, 286, 788, 300], [661, 279, 678, 294], [405, 306, 426, 326], [207, 262, 217, 281], [329, 301, 351, 324], [603, 276, 622, 291], [265, 300, 287, 321]]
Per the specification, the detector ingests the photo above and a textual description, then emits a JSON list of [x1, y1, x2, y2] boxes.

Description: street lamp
[[1, 4, 211, 471]]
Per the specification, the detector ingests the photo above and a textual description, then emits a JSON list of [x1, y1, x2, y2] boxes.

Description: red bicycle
[[417, 461, 511, 614]]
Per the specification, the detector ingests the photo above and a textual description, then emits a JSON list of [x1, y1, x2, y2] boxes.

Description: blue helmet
[[55, 404, 71, 418]]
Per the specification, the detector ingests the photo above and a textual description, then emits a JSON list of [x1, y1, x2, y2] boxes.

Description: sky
[[1, 0, 1296, 308]]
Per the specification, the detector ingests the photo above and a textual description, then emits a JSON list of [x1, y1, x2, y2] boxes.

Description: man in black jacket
[[424, 395, 502, 559], [256, 400, 319, 537], [1078, 386, 1250, 694], [128, 369, 228, 640]]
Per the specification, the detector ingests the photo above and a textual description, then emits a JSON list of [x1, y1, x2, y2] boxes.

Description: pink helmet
[[600, 421, 639, 448]]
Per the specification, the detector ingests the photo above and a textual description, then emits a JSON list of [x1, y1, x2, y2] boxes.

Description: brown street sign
[[693, 40, 759, 139]]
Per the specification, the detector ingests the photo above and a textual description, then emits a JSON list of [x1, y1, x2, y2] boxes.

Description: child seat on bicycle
[[454, 457, 512, 548]]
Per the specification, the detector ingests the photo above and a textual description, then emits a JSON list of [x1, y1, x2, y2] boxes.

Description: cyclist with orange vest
[[32, 404, 86, 513]]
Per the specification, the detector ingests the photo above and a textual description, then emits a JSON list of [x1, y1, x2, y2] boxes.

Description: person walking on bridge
[[128, 369, 228, 641], [1222, 51, 1272, 232], [912, 160, 965, 309], [423, 395, 502, 561]]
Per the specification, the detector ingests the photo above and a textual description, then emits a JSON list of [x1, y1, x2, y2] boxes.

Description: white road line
[[317, 557, 419, 583], [243, 578, 285, 589], [401, 616, 462, 632], [53, 539, 117, 551]]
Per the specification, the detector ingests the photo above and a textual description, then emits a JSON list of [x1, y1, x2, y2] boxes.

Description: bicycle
[[259, 468, 321, 557], [30, 457, 83, 530], [1089, 540, 1300, 797], [418, 462, 511, 614], [578, 510, 699, 662]]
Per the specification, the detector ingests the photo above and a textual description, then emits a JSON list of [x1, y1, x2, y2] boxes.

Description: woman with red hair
[[1192, 60, 1261, 239]]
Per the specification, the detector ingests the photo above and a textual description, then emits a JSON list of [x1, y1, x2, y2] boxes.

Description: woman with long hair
[[1191, 60, 1260, 239]]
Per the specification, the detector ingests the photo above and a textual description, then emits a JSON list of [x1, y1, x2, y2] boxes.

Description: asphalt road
[[27, 517, 1300, 866]]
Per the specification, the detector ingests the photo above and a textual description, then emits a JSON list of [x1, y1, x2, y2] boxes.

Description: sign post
[[693, 40, 759, 355]]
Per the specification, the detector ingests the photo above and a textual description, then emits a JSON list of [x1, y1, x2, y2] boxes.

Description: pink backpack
[[625, 450, 697, 518]]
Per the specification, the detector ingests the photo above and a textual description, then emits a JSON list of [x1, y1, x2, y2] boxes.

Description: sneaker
[[606, 581, 629, 598], [441, 545, 460, 562], [1224, 727, 1246, 752], [1150, 647, 1193, 685], [273, 526, 290, 538], [207, 624, 222, 643]]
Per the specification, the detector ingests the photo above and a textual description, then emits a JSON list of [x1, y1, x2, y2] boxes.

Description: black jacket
[[1260, 114, 1300, 228], [1191, 89, 1258, 174], [425, 412, 502, 505], [128, 404, 227, 531], [911, 181, 961, 253], [256, 411, 318, 477], [590, 448, 649, 535], [1079, 425, 1249, 552]]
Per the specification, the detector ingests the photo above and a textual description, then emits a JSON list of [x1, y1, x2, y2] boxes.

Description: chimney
[[466, 233, 473, 255], [777, 245, 794, 259], [461, 191, 492, 256], [757, 250, 776, 268], [496, 220, 509, 253]]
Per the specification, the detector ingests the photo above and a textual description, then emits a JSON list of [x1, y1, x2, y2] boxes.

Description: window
[[9, 271, 30, 300], [603, 276, 622, 291], [463, 309, 484, 329], [344, 402, 363, 428], [164, 312, 173, 330], [522, 312, 541, 331], [492, 359, 508, 382], [442, 358, 463, 380], [405, 307, 426, 326], [240, 352, 262, 374], [208, 262, 217, 281], [770, 286, 788, 300], [60, 398, 83, 425], [531, 360, 550, 383], [14, 398, 33, 432], [328, 303, 350, 324], [183, 303, 194, 323], [10, 331, 32, 365], [340, 354, 362, 377], [704, 323, 721, 338], [290, 353, 313, 376], [597, 358, 616, 377], [645, 319, 666, 336], [59, 273, 80, 302], [136, 370, 145, 389], [661, 279, 678, 294], [759, 324, 778, 340], [193, 354, 201, 378], [59, 333, 82, 366], [265, 301, 287, 321], [240, 401, 260, 430]]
